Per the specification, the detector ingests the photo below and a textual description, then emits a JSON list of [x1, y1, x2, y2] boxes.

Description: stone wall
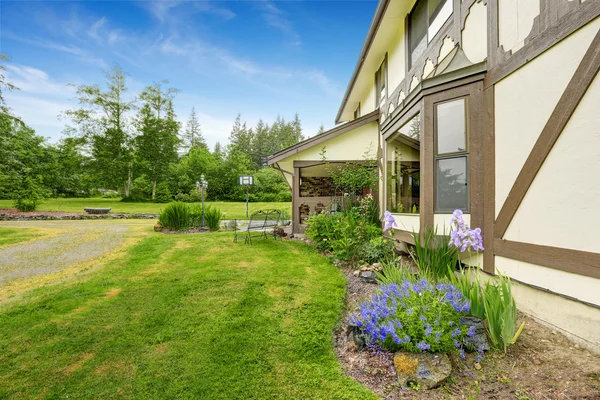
[[300, 177, 335, 197], [0, 213, 158, 221]]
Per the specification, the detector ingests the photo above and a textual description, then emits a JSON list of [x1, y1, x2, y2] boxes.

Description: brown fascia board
[[334, 0, 391, 124], [267, 110, 379, 165]]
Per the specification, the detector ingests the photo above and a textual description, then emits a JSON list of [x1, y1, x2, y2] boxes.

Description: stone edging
[[0, 213, 159, 221]]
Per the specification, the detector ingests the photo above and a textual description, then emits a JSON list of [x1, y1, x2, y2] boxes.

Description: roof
[[334, 0, 391, 124], [268, 110, 379, 164]]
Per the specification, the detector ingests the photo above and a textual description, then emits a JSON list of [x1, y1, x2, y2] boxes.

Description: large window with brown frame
[[434, 97, 469, 212]]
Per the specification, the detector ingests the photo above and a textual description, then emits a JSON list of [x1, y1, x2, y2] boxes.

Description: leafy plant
[[158, 202, 190, 230], [350, 280, 473, 354], [374, 255, 416, 285], [482, 273, 525, 353], [447, 267, 486, 320], [361, 236, 394, 265], [411, 225, 458, 281], [204, 206, 223, 231]]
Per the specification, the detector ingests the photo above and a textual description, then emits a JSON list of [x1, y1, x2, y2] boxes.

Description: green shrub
[[13, 174, 45, 212], [158, 202, 190, 231], [174, 192, 191, 202], [154, 182, 172, 203], [204, 206, 223, 231], [351, 280, 473, 354], [305, 208, 382, 264], [121, 194, 151, 202], [361, 236, 394, 264], [411, 226, 458, 280]]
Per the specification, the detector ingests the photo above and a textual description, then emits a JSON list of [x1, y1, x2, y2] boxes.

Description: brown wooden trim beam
[[484, 1, 600, 88], [293, 160, 374, 168], [495, 29, 600, 239], [482, 85, 495, 274], [387, 230, 416, 246], [292, 167, 300, 234], [495, 239, 600, 280]]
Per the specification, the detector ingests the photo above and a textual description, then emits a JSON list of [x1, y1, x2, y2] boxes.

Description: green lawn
[[0, 227, 43, 248], [0, 231, 375, 399], [0, 198, 291, 220]]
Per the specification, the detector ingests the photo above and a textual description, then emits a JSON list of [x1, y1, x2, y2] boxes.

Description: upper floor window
[[375, 57, 387, 108], [409, 0, 453, 68], [354, 103, 361, 119]]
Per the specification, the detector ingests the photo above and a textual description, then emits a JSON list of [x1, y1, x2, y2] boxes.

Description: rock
[[346, 322, 366, 349], [353, 270, 360, 277], [574, 344, 580, 349], [359, 270, 378, 284], [360, 265, 369, 271], [153, 224, 163, 232], [393, 352, 452, 390], [474, 362, 482, 370], [371, 262, 382, 271], [460, 316, 490, 352]]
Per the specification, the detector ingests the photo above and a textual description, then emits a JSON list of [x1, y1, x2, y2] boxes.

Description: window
[[435, 97, 469, 212], [375, 57, 387, 108], [354, 103, 361, 120], [386, 114, 421, 214], [408, 0, 453, 68]]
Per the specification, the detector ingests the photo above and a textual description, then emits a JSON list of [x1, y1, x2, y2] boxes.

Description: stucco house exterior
[[269, 0, 600, 352]]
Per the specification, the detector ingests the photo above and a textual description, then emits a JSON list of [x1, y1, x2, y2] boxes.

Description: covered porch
[[268, 110, 380, 234]]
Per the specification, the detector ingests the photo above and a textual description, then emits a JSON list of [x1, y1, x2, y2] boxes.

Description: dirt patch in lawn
[[335, 268, 600, 399]]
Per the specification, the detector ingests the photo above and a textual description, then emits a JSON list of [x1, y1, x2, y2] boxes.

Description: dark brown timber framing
[[495, 28, 600, 239], [495, 239, 600, 280], [268, 110, 379, 165], [485, 0, 600, 87], [482, 85, 495, 274]]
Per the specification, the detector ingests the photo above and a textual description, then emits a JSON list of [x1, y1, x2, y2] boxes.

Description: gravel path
[[0, 221, 136, 287]]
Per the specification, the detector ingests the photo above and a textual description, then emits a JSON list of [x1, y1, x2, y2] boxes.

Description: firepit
[[84, 208, 112, 215]]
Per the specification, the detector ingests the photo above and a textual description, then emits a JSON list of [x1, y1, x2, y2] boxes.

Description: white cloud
[[87, 17, 107, 41], [258, 1, 302, 46]]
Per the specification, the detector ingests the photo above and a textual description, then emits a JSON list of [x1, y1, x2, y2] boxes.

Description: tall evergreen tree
[[228, 113, 254, 154], [317, 124, 325, 135], [250, 119, 270, 169], [184, 107, 206, 151]]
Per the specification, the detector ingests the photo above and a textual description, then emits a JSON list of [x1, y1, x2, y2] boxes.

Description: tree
[[135, 84, 180, 200], [213, 142, 224, 161], [250, 119, 270, 169], [63, 66, 134, 195], [0, 54, 21, 124], [228, 114, 254, 155], [317, 124, 325, 135], [184, 107, 207, 151]]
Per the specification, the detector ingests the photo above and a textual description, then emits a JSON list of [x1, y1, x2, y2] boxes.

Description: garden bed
[[334, 267, 600, 399]]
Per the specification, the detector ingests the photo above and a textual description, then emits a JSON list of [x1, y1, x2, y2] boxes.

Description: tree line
[[0, 61, 307, 203]]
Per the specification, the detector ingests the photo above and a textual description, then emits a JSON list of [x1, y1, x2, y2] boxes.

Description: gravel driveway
[[0, 221, 141, 287]]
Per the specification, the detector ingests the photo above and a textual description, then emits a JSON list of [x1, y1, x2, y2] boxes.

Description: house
[[269, 0, 600, 352]]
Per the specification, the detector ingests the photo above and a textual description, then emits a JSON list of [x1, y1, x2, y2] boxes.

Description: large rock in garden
[[346, 322, 366, 349], [461, 316, 490, 352], [359, 270, 378, 284], [393, 352, 452, 389]]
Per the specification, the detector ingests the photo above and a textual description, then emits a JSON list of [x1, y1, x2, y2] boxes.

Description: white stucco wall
[[461, 0, 487, 63], [387, 24, 407, 94], [496, 257, 600, 307], [498, 0, 539, 53], [494, 18, 600, 217]]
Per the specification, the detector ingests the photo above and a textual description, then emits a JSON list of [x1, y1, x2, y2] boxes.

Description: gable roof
[[268, 110, 379, 164], [335, 0, 391, 124]]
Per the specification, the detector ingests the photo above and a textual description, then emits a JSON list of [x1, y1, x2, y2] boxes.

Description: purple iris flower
[[382, 211, 398, 232]]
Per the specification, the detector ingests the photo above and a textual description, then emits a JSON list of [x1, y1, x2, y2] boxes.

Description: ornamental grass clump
[[351, 279, 474, 356], [158, 202, 190, 231]]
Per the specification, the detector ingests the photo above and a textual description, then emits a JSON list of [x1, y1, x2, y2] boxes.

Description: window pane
[[436, 157, 468, 211], [409, 0, 428, 67], [386, 114, 421, 214], [436, 98, 466, 154], [428, 0, 453, 41]]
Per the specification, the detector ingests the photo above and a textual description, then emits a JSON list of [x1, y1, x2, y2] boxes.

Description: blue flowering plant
[[350, 279, 475, 356]]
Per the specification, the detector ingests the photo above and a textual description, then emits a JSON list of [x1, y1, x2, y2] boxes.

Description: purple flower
[[451, 328, 461, 338], [416, 341, 430, 351], [467, 326, 476, 337], [382, 211, 398, 232], [448, 209, 485, 252]]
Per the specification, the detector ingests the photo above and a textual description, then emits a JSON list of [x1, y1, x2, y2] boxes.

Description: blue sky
[[1, 0, 377, 148]]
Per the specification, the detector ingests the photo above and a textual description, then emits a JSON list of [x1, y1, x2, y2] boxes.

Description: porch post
[[292, 167, 300, 234]]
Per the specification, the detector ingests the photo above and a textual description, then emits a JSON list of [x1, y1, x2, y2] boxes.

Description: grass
[[0, 198, 291, 220], [0, 230, 376, 399], [0, 227, 44, 248]]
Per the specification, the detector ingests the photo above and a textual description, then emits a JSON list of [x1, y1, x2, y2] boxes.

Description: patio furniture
[[84, 208, 111, 214], [233, 209, 281, 244]]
